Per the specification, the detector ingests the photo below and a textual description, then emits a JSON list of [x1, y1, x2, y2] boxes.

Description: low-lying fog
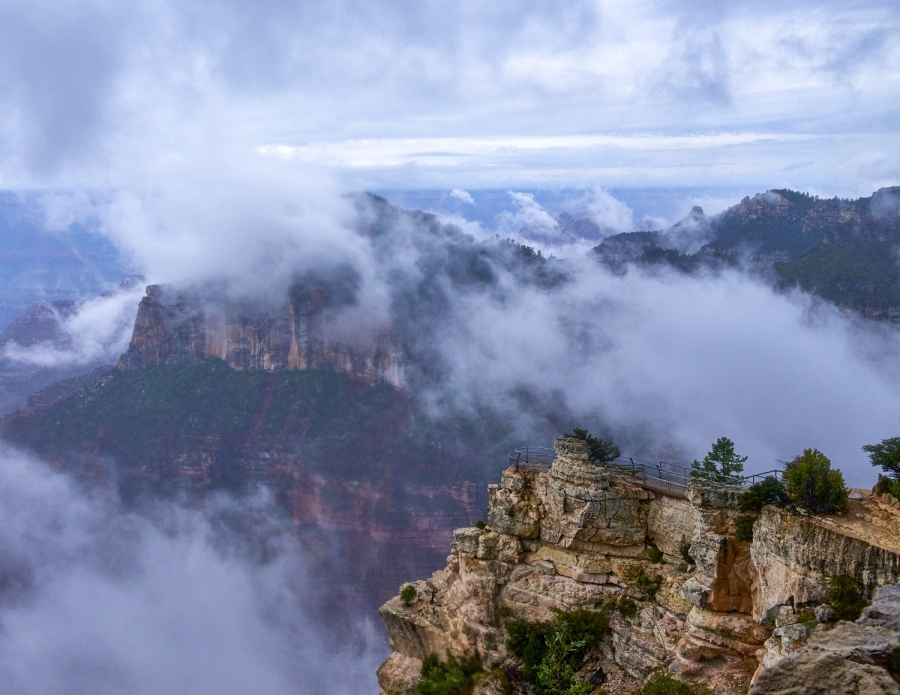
[[0, 444, 382, 695]]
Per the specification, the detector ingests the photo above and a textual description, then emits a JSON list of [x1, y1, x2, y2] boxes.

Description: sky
[[0, 0, 897, 194]]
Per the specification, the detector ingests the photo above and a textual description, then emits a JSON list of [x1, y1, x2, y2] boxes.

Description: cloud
[[561, 188, 635, 234], [0, 0, 894, 190], [3, 283, 144, 368], [413, 254, 900, 488], [496, 191, 558, 235], [450, 188, 475, 205], [0, 443, 383, 695]]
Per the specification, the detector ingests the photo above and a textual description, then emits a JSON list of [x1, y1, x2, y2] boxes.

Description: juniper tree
[[690, 437, 747, 483]]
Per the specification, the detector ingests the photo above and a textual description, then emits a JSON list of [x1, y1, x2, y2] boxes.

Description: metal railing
[[509, 447, 556, 471], [509, 446, 784, 497]]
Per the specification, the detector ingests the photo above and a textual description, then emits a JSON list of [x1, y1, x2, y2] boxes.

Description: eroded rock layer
[[119, 284, 404, 386], [378, 438, 900, 694]]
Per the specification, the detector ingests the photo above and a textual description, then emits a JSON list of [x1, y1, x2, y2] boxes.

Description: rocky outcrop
[[118, 284, 404, 386], [378, 438, 900, 695], [749, 585, 900, 695]]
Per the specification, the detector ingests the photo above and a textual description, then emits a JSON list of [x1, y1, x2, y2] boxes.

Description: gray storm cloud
[[419, 255, 900, 488], [0, 0, 896, 190], [0, 444, 382, 695]]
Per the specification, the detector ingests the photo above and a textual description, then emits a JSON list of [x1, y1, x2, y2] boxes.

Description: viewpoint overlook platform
[[379, 435, 900, 695], [509, 443, 780, 499]]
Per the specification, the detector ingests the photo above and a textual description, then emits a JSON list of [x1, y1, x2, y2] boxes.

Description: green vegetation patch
[[414, 652, 483, 695], [636, 573, 663, 600], [641, 668, 702, 695], [646, 546, 664, 563], [738, 477, 787, 512], [783, 449, 848, 513], [734, 514, 755, 542], [562, 428, 620, 464], [400, 585, 417, 606], [690, 436, 746, 483], [506, 608, 611, 695], [1, 359, 510, 495], [865, 438, 900, 501], [874, 475, 900, 501], [825, 574, 869, 622]]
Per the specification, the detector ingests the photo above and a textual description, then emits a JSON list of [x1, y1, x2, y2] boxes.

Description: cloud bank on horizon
[[0, 0, 895, 194]]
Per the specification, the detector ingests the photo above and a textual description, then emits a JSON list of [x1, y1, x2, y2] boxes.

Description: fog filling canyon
[[0, 0, 898, 692]]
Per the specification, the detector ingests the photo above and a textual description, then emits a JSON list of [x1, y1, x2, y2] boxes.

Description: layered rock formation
[[378, 438, 900, 694], [750, 585, 900, 695], [119, 284, 404, 387]]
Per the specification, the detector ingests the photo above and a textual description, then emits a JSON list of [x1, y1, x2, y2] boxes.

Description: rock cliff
[[749, 585, 900, 695], [119, 284, 404, 387], [377, 438, 900, 694]]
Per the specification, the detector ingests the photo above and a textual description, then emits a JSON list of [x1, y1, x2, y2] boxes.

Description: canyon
[[378, 437, 900, 694]]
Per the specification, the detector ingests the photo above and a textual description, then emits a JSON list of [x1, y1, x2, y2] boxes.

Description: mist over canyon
[[2, 182, 900, 694], [0, 0, 897, 691]]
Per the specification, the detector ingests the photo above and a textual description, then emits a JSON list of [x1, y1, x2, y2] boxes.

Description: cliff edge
[[377, 438, 900, 694]]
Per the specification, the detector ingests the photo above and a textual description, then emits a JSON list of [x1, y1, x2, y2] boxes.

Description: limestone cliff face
[[377, 438, 900, 695], [750, 585, 900, 695], [118, 284, 404, 387]]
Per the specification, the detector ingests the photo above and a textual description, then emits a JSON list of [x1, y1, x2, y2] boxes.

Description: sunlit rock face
[[378, 437, 900, 695], [119, 284, 404, 387]]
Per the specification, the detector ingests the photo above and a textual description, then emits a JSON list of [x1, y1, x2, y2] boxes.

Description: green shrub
[[475, 520, 486, 530], [506, 507, 516, 519], [562, 428, 620, 464], [505, 608, 610, 694], [826, 574, 869, 621], [414, 652, 482, 695], [690, 437, 747, 483], [863, 437, 900, 481], [495, 605, 512, 621], [783, 450, 848, 513], [553, 608, 612, 646], [738, 477, 788, 512], [400, 585, 417, 606], [641, 668, 695, 695], [637, 573, 663, 600], [734, 514, 755, 542], [618, 597, 638, 618], [874, 475, 900, 500], [678, 536, 694, 565], [796, 607, 819, 630], [646, 545, 664, 563]]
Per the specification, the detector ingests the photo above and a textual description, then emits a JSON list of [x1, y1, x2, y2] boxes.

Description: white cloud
[[0, 444, 383, 695], [449, 188, 475, 204], [423, 259, 900, 488]]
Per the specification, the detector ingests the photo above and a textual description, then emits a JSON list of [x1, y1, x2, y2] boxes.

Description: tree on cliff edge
[[864, 437, 900, 480], [783, 448, 848, 513], [562, 428, 620, 464], [690, 437, 747, 483], [864, 437, 900, 499]]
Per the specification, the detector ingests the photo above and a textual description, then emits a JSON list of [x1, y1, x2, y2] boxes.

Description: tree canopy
[[783, 449, 848, 513], [690, 437, 747, 483], [562, 428, 620, 464], [863, 437, 900, 481]]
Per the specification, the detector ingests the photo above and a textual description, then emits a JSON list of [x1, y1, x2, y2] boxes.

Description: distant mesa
[[118, 282, 405, 388]]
